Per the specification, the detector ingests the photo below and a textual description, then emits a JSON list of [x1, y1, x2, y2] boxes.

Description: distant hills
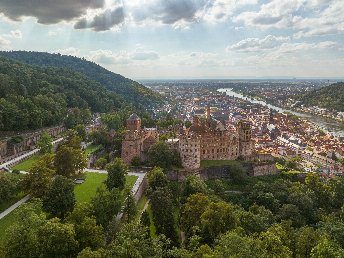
[[0, 51, 162, 109], [0, 52, 162, 131], [298, 82, 344, 112]]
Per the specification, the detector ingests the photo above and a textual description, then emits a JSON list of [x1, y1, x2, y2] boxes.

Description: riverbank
[[218, 88, 344, 139]]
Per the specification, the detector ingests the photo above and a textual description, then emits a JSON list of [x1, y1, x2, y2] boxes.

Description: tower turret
[[126, 113, 141, 131]]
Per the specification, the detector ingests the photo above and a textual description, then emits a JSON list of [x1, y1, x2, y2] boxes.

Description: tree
[[0, 173, 18, 204], [91, 186, 123, 227], [277, 204, 305, 228], [4, 199, 46, 258], [296, 226, 319, 258], [211, 179, 226, 196], [180, 193, 210, 239], [64, 129, 83, 149], [55, 145, 86, 178], [239, 204, 275, 234], [147, 167, 169, 192], [95, 157, 107, 169], [131, 156, 142, 166], [106, 222, 170, 258], [37, 130, 53, 154], [228, 162, 247, 184], [140, 210, 151, 227], [26, 154, 55, 197], [37, 218, 79, 258], [259, 231, 292, 258], [123, 191, 137, 223], [43, 175, 75, 218], [310, 236, 344, 258], [75, 124, 87, 141], [182, 176, 208, 200], [214, 231, 263, 258], [77, 247, 105, 258], [150, 187, 179, 245], [66, 204, 104, 252], [200, 202, 238, 243], [148, 141, 175, 170], [105, 158, 128, 190]]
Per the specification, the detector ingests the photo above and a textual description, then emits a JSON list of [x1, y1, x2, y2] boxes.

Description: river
[[218, 88, 344, 138]]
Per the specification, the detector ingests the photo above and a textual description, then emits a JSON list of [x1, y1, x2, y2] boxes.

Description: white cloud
[[226, 35, 290, 52], [86, 47, 160, 66], [0, 36, 10, 49], [131, 50, 159, 60], [293, 1, 344, 38], [233, 0, 304, 29], [7, 30, 22, 39]]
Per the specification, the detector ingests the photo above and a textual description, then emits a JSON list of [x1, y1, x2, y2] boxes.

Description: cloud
[[226, 35, 290, 52], [203, 0, 257, 23], [129, 0, 257, 28], [74, 7, 125, 31], [0, 36, 10, 49], [0, 0, 105, 24], [3, 29, 22, 39], [8, 30, 22, 39], [131, 50, 159, 60], [233, 0, 303, 29], [87, 48, 160, 65], [130, 0, 207, 26], [293, 1, 344, 38]]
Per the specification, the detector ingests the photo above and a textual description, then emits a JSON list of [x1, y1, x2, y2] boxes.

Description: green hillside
[[0, 51, 162, 109], [298, 82, 344, 111]]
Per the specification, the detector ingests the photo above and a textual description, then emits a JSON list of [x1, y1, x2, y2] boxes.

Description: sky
[[0, 0, 343, 79]]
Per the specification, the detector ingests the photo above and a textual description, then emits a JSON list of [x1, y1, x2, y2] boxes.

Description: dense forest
[[298, 82, 344, 111], [0, 53, 162, 132], [0, 51, 162, 109]]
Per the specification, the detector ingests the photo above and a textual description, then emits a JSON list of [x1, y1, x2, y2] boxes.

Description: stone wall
[[252, 164, 279, 176], [133, 174, 148, 202], [165, 161, 279, 181]]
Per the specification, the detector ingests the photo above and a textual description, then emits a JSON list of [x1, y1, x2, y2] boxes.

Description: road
[[0, 194, 31, 220]]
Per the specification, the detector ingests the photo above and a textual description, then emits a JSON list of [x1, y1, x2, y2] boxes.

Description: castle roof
[[128, 113, 140, 120]]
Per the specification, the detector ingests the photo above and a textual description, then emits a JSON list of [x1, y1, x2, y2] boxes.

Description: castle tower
[[126, 113, 141, 131], [238, 120, 252, 142], [237, 120, 254, 157]]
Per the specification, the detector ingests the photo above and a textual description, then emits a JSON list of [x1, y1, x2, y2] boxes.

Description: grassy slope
[[12, 155, 40, 171], [0, 172, 138, 245], [84, 144, 101, 157], [75, 172, 138, 204]]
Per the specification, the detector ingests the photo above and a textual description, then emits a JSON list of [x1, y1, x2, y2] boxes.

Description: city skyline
[[0, 0, 343, 79]]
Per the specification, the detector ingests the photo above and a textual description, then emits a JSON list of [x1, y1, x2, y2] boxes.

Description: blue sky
[[0, 0, 343, 79]]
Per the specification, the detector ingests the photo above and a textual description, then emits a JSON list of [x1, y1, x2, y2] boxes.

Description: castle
[[179, 107, 255, 169], [121, 114, 159, 164], [121, 110, 254, 169]]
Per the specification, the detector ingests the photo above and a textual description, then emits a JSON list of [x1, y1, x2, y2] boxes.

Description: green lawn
[[0, 207, 20, 245], [75, 172, 138, 204], [12, 155, 40, 171], [135, 195, 148, 221], [200, 159, 242, 168], [146, 205, 156, 238], [84, 144, 101, 157]]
